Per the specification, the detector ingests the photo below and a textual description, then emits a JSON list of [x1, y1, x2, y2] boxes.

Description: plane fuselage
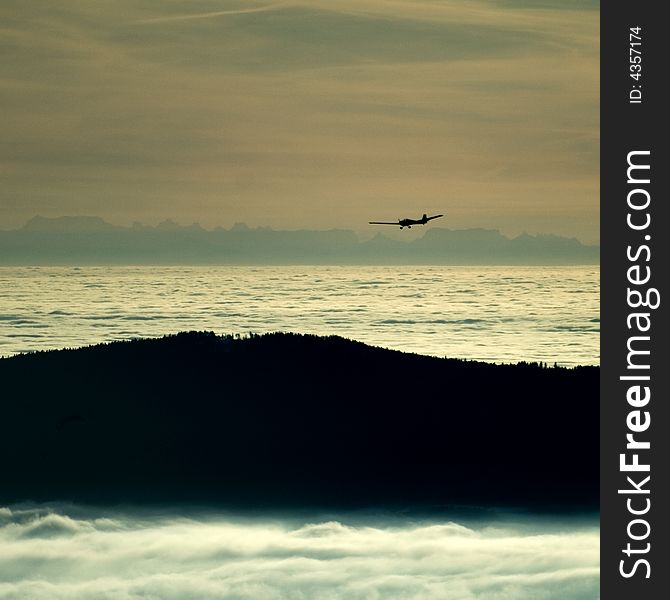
[[399, 217, 427, 227]]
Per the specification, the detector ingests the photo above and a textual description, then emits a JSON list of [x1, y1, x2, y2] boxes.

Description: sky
[[0, 1, 599, 242]]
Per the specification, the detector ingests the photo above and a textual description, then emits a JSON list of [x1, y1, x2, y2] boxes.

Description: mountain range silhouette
[[0, 216, 599, 265]]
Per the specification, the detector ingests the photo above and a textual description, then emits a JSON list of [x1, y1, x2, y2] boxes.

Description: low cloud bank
[[0, 505, 598, 599]]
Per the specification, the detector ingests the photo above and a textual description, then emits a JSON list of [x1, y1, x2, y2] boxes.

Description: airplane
[[369, 213, 444, 230]]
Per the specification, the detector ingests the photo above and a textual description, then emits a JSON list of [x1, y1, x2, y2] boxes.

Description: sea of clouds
[[0, 505, 598, 599]]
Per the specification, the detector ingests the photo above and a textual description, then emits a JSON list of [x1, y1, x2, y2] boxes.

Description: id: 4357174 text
[[629, 27, 643, 104]]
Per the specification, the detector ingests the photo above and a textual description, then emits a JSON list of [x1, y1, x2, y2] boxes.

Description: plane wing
[[426, 214, 444, 221], [368, 221, 399, 225]]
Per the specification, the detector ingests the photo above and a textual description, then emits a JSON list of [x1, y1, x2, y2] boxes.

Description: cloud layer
[[0, 505, 598, 599]]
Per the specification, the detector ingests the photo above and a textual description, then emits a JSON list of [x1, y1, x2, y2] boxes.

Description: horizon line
[[3, 214, 600, 246]]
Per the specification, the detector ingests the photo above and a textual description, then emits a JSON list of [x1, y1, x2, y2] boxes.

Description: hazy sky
[[0, 1, 599, 241]]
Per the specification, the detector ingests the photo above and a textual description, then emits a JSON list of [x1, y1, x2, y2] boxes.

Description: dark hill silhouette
[[0, 332, 598, 511]]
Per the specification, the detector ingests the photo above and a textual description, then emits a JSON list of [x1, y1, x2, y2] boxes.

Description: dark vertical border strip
[[601, 0, 669, 597]]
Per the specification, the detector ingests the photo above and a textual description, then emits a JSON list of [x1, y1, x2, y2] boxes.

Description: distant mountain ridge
[[0, 216, 599, 265]]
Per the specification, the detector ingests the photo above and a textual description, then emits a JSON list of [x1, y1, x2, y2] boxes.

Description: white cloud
[[0, 505, 598, 599], [135, 3, 287, 25]]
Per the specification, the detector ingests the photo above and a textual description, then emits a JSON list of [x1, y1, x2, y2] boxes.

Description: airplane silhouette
[[369, 213, 443, 230]]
